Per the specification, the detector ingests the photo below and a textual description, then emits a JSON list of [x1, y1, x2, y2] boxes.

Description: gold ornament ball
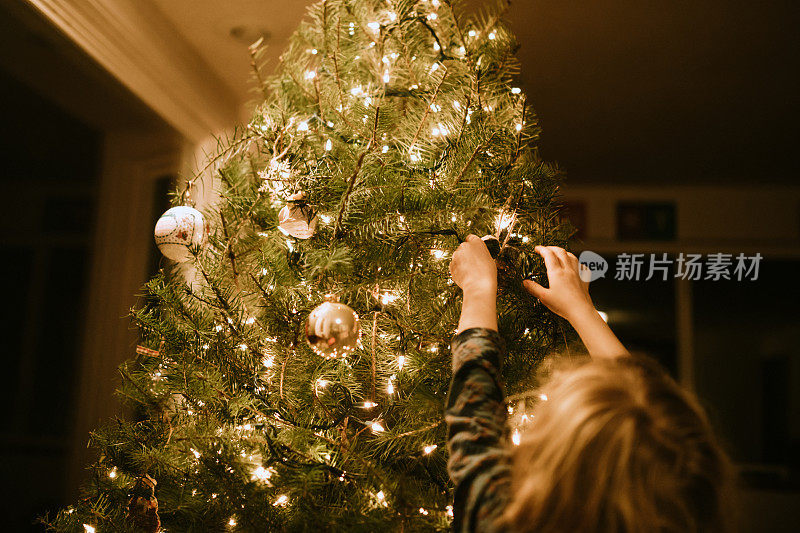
[[305, 300, 361, 358]]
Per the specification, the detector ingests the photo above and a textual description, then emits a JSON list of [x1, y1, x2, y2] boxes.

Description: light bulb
[[371, 421, 385, 433], [274, 495, 289, 507], [512, 428, 521, 446], [325, 139, 333, 151], [511, 87, 521, 94], [423, 444, 437, 454]]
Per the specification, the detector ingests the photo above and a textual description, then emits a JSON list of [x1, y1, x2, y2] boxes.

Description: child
[[446, 235, 734, 532]]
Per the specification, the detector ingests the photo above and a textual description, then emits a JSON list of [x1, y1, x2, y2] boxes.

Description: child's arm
[[524, 245, 629, 359], [450, 235, 498, 333], [446, 235, 511, 531]]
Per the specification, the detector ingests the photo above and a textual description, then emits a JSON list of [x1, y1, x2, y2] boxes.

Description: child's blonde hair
[[501, 355, 735, 532]]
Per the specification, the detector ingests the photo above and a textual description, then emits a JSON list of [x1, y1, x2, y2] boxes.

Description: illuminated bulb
[[311, 48, 318, 54], [512, 428, 521, 446], [245, 317, 256, 325], [419, 508, 429, 515], [387, 380, 395, 394], [350, 86, 362, 96], [431, 249, 447, 260], [228, 517, 237, 527], [297, 121, 309, 132], [398, 355, 406, 370], [316, 378, 329, 389], [496, 212, 515, 230], [320, 213, 332, 223], [215, 325, 223, 332], [468, 30, 477, 37], [304, 70, 316, 80], [488, 31, 497, 40], [458, 46, 466, 55], [452, 100, 461, 110], [409, 84, 419, 90], [364, 96, 372, 106], [539, 393, 548, 401], [511, 87, 521, 94], [363, 401, 378, 408], [430, 63, 439, 72], [371, 421, 385, 433], [431, 126, 440, 136], [383, 71, 390, 83], [381, 292, 399, 305], [382, 145, 389, 153], [192, 448, 201, 459], [515, 123, 523, 132], [83, 525, 96, 533], [522, 235, 530, 243], [410, 152, 421, 162], [367, 21, 380, 32], [388, 11, 397, 22], [430, 103, 441, 112], [252, 465, 274, 482], [433, 41, 440, 51], [423, 444, 437, 454], [286, 240, 294, 252], [376, 490, 386, 502], [274, 495, 289, 507], [239, 344, 248, 351], [108, 467, 117, 479], [327, 120, 334, 127], [432, 0, 440, 6], [446, 505, 454, 518]]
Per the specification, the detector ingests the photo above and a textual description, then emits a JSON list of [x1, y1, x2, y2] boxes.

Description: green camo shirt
[[446, 328, 512, 532]]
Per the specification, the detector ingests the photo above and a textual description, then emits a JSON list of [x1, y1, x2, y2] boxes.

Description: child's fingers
[[534, 245, 562, 272], [523, 279, 547, 299]]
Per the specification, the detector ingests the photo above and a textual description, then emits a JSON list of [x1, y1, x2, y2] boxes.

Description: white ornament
[[278, 193, 317, 239], [154, 206, 209, 262]]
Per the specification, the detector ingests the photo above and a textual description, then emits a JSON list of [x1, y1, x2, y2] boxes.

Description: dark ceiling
[[506, 0, 800, 183]]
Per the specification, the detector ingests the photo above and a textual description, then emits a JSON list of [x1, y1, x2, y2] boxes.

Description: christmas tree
[[45, 0, 567, 531]]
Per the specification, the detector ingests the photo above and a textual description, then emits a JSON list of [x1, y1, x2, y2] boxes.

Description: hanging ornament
[[127, 474, 160, 533], [154, 206, 209, 262], [278, 192, 317, 239], [305, 296, 361, 358]]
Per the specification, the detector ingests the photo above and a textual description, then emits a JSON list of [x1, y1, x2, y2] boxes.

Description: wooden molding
[[25, 0, 240, 141]]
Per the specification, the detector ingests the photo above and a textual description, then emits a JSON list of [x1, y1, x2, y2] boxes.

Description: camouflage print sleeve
[[446, 328, 511, 533]]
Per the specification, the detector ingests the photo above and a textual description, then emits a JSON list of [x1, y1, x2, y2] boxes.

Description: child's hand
[[523, 246, 594, 322], [449, 235, 497, 295]]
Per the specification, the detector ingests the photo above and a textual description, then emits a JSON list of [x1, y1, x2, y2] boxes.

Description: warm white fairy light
[[273, 494, 289, 507], [319, 213, 332, 224], [431, 126, 441, 136], [381, 291, 399, 305], [515, 123, 523, 132], [446, 505, 454, 518], [522, 235, 530, 243], [245, 317, 256, 325], [252, 465, 275, 483], [311, 48, 318, 54], [386, 379, 395, 395], [539, 393, 548, 401], [304, 70, 316, 80], [83, 525, 96, 533], [239, 343, 248, 351], [511, 87, 521, 94], [367, 21, 380, 33], [423, 444, 437, 455], [433, 41, 440, 51], [215, 324, 224, 332], [431, 249, 447, 260], [430, 102, 441, 112], [325, 139, 333, 151], [512, 428, 521, 446], [488, 31, 497, 40], [316, 378, 330, 390], [495, 211, 515, 231], [383, 70, 390, 83], [382, 145, 389, 153], [468, 29, 477, 37], [371, 421, 385, 433], [350, 86, 362, 96], [362, 400, 378, 408], [228, 517, 237, 527], [192, 448, 201, 459], [108, 466, 117, 479], [387, 11, 397, 22], [297, 121, 309, 132], [398, 355, 406, 370], [419, 508, 429, 515]]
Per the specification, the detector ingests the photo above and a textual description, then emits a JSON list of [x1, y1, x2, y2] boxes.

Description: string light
[[304, 70, 316, 80], [252, 466, 275, 483], [228, 517, 237, 527], [311, 48, 318, 54], [488, 31, 497, 40], [539, 393, 548, 401], [397, 355, 406, 370], [367, 21, 380, 33], [468, 30, 477, 37], [274, 495, 289, 507], [192, 448, 201, 459], [371, 421, 385, 433], [387, 11, 397, 22], [239, 343, 248, 351], [108, 466, 117, 479], [515, 123, 523, 132], [244, 317, 256, 325], [386, 377, 395, 395], [297, 121, 309, 132], [83, 525, 96, 533], [382, 145, 389, 153], [423, 444, 437, 455], [431, 249, 447, 260], [446, 505, 454, 518], [262, 355, 274, 368], [325, 139, 333, 151], [419, 508, 429, 515], [383, 70, 390, 83], [511, 87, 521, 94], [362, 400, 378, 408], [512, 428, 521, 446], [319, 213, 332, 224]]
